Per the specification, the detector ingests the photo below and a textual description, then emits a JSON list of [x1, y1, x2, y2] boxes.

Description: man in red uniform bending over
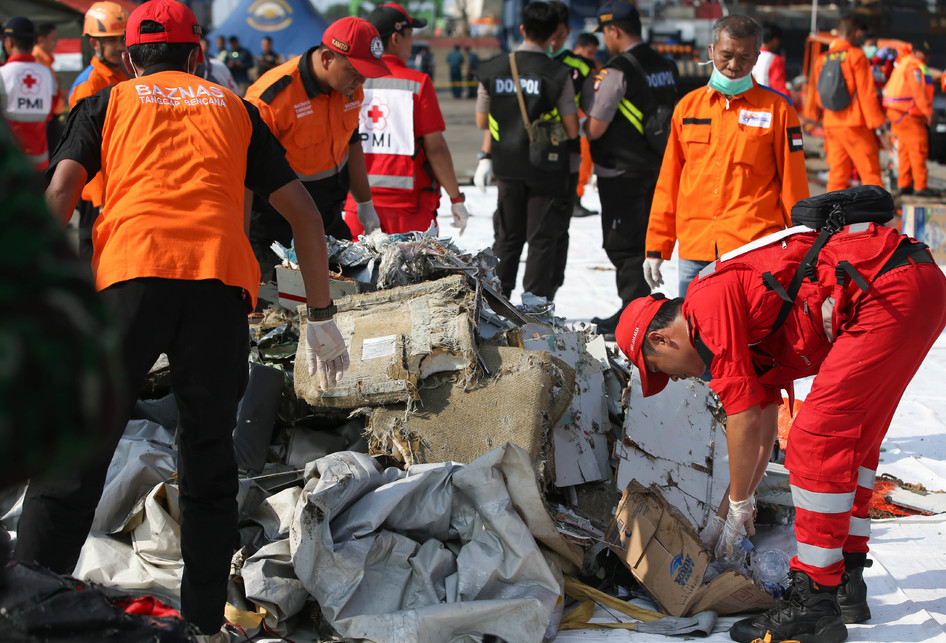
[[616, 187, 946, 643]]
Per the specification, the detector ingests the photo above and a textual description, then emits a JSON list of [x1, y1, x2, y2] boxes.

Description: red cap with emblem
[[126, 0, 204, 63], [322, 16, 390, 78], [614, 294, 671, 397]]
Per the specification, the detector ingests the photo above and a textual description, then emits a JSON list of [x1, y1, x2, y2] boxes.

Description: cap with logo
[[594, 0, 641, 33], [126, 0, 203, 62], [322, 16, 390, 78], [4, 16, 36, 39], [614, 294, 671, 397], [368, 2, 428, 39]]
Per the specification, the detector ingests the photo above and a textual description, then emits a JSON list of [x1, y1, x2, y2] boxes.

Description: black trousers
[[15, 277, 250, 635], [550, 171, 580, 295], [597, 172, 658, 305], [493, 176, 571, 300]]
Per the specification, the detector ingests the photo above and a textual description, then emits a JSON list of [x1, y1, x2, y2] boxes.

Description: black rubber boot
[[591, 307, 625, 339], [729, 570, 847, 643], [838, 552, 872, 624]]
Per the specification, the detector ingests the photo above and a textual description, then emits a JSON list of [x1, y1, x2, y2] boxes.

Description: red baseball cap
[[614, 294, 671, 397], [322, 16, 390, 78], [126, 0, 204, 62]]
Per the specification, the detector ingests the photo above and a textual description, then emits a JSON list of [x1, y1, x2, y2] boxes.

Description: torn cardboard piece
[[606, 481, 775, 617], [367, 344, 575, 482], [294, 275, 477, 408], [615, 372, 729, 530]]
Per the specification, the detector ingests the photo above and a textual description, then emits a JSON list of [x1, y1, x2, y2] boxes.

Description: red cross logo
[[362, 97, 389, 130], [17, 69, 43, 95]]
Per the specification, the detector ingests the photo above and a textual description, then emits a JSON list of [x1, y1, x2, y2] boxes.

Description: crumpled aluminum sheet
[[288, 443, 577, 643]]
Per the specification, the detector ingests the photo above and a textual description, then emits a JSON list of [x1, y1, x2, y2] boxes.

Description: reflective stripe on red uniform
[[69, 56, 128, 206], [683, 223, 946, 586], [646, 80, 809, 262], [0, 54, 57, 169], [93, 71, 261, 305], [244, 49, 363, 182]]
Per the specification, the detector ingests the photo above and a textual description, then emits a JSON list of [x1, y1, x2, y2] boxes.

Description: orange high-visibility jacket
[[814, 40, 886, 130], [883, 52, 934, 120], [646, 81, 810, 262]]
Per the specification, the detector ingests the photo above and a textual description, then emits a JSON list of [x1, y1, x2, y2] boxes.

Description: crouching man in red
[[615, 187, 946, 643]]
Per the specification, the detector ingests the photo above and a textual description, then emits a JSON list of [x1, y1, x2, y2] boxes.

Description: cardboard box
[[275, 266, 361, 310], [900, 200, 946, 263], [606, 481, 775, 617]]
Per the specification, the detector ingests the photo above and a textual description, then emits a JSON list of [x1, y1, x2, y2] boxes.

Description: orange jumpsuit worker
[[813, 16, 888, 192], [68, 1, 129, 263], [883, 40, 936, 197], [645, 15, 810, 298], [245, 17, 389, 280]]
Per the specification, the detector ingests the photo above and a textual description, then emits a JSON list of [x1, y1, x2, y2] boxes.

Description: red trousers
[[825, 126, 883, 192], [784, 260, 946, 585], [344, 204, 438, 238], [891, 114, 929, 191]]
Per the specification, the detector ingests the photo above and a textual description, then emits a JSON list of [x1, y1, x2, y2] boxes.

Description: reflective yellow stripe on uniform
[[617, 98, 644, 134], [488, 113, 500, 141]]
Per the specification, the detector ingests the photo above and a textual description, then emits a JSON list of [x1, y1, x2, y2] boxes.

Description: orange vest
[[245, 51, 362, 181], [94, 71, 260, 307], [70, 57, 129, 207], [32, 46, 65, 114], [883, 53, 933, 120]]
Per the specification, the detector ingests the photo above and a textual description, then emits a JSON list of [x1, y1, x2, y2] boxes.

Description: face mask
[[862, 45, 878, 59], [708, 66, 754, 96], [547, 44, 567, 58]]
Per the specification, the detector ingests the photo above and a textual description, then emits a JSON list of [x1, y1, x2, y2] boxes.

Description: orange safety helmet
[[84, 1, 129, 37]]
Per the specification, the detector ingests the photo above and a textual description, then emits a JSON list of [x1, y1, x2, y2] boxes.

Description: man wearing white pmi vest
[[343, 2, 470, 236]]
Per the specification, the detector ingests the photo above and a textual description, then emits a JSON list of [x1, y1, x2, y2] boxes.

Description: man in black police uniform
[[475, 1, 579, 303], [547, 0, 598, 297], [582, 0, 679, 337]]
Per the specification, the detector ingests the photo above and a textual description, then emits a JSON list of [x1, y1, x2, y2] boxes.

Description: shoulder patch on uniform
[[787, 125, 804, 152], [259, 75, 294, 105], [593, 69, 608, 92]]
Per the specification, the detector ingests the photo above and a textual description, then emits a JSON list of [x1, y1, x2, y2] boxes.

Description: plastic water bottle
[[751, 548, 791, 598], [705, 538, 754, 581]]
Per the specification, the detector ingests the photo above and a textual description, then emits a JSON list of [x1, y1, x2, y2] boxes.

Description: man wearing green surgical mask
[[645, 14, 810, 299]]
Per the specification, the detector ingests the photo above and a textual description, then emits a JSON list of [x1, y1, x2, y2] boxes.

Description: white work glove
[[715, 496, 756, 560], [643, 257, 665, 290], [356, 200, 381, 235], [473, 158, 493, 192], [305, 319, 350, 391], [700, 515, 725, 551], [451, 202, 470, 236]]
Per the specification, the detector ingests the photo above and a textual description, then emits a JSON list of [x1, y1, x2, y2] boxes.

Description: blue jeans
[[678, 259, 712, 298]]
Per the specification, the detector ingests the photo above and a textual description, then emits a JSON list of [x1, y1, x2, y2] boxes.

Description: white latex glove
[[305, 319, 350, 390], [715, 496, 756, 559], [700, 515, 725, 551], [451, 202, 470, 236], [643, 257, 665, 290], [356, 201, 381, 235], [473, 158, 493, 192]]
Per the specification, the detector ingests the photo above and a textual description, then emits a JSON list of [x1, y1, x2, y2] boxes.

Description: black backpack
[[764, 186, 895, 336], [817, 50, 851, 112]]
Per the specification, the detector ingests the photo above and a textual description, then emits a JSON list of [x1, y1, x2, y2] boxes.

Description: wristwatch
[[450, 192, 466, 205], [306, 301, 337, 321], [477, 151, 491, 160]]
